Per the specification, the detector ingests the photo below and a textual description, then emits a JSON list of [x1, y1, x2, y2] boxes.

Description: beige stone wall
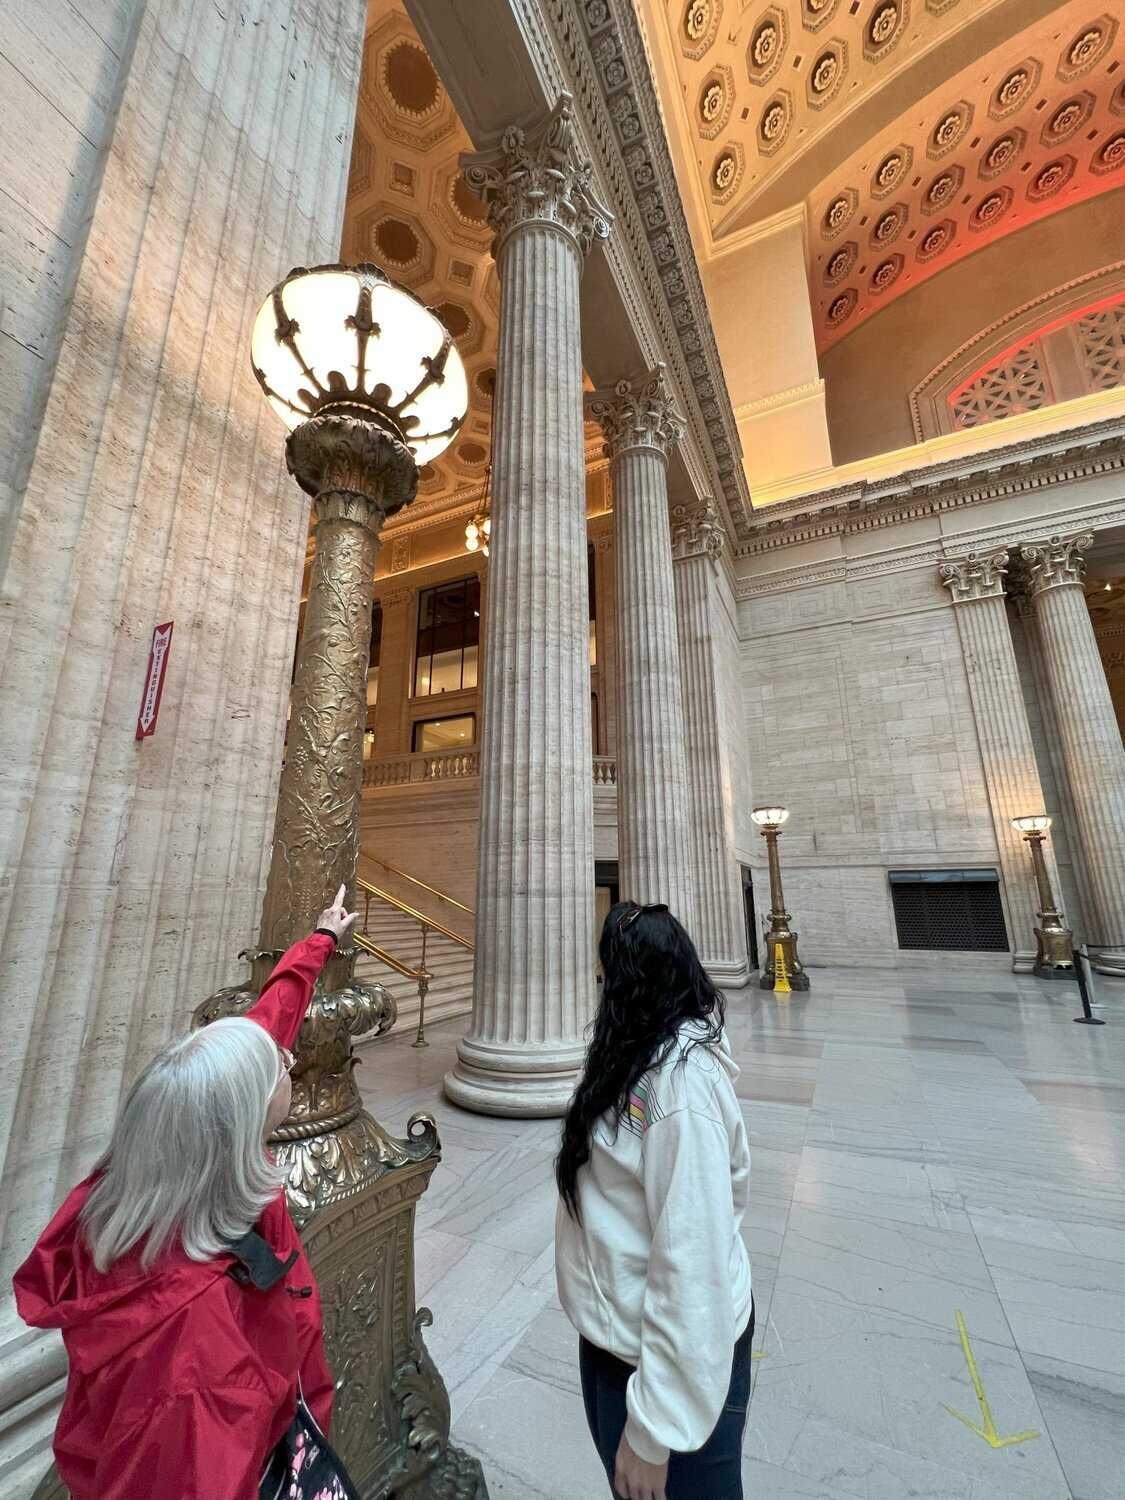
[[733, 431, 1125, 969], [738, 565, 1003, 966], [360, 787, 480, 936], [0, 0, 142, 587], [0, 0, 367, 1489]]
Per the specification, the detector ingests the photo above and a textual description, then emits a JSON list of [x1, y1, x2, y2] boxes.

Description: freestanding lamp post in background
[[751, 805, 809, 992], [195, 264, 487, 1499], [1010, 814, 1075, 980]]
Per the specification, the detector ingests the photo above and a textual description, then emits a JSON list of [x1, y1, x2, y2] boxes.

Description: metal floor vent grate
[[889, 870, 1009, 953]]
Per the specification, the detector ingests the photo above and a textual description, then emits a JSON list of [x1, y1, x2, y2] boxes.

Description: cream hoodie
[[555, 1024, 753, 1465]]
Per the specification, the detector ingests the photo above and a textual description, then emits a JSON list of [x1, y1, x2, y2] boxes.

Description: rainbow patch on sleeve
[[624, 1078, 664, 1135]]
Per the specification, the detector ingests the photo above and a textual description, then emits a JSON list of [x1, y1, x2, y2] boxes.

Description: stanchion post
[[1074, 944, 1107, 1025]]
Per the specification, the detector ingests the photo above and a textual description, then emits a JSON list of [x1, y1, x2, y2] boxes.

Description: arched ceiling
[[340, 0, 609, 522], [658, 0, 1125, 348], [810, 5, 1125, 348]]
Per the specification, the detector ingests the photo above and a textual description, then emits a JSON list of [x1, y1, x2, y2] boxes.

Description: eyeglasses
[[617, 902, 670, 933]]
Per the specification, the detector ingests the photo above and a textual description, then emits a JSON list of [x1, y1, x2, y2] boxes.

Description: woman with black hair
[[555, 901, 754, 1500]]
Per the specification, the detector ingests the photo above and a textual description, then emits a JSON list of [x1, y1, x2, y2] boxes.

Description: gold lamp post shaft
[[257, 485, 382, 992], [253, 411, 419, 991], [765, 827, 785, 919]]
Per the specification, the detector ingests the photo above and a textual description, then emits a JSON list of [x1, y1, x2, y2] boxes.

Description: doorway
[[594, 861, 619, 988], [741, 866, 759, 971]]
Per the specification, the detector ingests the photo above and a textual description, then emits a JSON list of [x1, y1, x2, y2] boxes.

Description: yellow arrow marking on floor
[[751, 1351, 767, 1361], [942, 1311, 1040, 1450]]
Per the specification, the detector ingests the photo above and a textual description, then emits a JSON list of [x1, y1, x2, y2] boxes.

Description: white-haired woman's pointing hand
[[316, 884, 358, 943]]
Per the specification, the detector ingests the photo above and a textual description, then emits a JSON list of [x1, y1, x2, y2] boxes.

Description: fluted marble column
[[670, 501, 749, 986], [1021, 533, 1125, 974], [444, 98, 611, 1117], [587, 369, 693, 926], [938, 550, 1057, 971]]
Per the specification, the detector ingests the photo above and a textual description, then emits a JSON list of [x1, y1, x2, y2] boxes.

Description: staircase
[[352, 855, 476, 1040]]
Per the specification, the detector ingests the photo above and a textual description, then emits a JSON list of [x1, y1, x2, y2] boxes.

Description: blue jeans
[[579, 1306, 754, 1500]]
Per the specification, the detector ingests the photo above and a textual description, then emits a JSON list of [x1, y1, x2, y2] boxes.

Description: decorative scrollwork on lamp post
[[194, 263, 487, 1499], [751, 805, 810, 992]]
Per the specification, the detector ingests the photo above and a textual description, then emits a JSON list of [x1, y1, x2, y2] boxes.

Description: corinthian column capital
[[460, 94, 612, 259], [938, 549, 1008, 604], [1020, 532, 1094, 596], [671, 499, 726, 563], [587, 366, 684, 463]]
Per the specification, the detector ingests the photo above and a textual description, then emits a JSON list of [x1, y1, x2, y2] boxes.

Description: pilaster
[[938, 550, 1056, 971], [1020, 532, 1125, 972]]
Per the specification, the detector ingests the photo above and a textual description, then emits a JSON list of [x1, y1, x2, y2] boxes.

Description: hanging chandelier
[[465, 512, 491, 556], [464, 464, 492, 557]]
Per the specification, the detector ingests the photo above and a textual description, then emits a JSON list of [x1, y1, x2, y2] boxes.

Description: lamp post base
[[759, 930, 810, 992], [1033, 922, 1075, 981]]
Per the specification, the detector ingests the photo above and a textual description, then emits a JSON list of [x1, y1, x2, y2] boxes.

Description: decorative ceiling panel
[[807, 3, 1125, 349], [669, 0, 988, 226]]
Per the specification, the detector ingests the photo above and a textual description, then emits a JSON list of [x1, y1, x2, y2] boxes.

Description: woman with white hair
[[14, 886, 358, 1500]]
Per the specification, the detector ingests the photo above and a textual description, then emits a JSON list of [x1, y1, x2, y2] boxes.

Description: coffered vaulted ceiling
[[659, 0, 1125, 348], [341, 1, 498, 509], [341, 0, 610, 522]]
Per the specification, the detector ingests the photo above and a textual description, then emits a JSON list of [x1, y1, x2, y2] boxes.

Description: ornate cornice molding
[[461, 94, 612, 259], [938, 550, 1009, 605], [522, 0, 752, 535], [671, 499, 725, 563], [734, 379, 826, 420], [1020, 532, 1094, 597], [734, 543, 947, 603], [586, 365, 683, 462], [734, 418, 1125, 557]]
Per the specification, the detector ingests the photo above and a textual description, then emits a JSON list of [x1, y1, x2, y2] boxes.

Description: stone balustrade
[[592, 756, 618, 786], [365, 750, 618, 790], [363, 749, 481, 787]]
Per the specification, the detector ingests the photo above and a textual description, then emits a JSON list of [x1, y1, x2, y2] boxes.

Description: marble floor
[[354, 966, 1125, 1500]]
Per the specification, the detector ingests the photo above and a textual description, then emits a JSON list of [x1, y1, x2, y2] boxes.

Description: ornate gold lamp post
[[751, 805, 810, 992], [196, 264, 486, 1498], [1011, 814, 1075, 979]]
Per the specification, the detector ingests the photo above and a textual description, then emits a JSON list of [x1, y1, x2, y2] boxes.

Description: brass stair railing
[[352, 931, 432, 1046], [356, 858, 474, 1047], [362, 851, 475, 918]]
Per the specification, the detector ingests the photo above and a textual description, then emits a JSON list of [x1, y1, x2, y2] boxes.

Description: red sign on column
[[136, 622, 174, 740]]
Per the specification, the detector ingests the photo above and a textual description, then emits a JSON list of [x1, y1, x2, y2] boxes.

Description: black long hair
[[556, 901, 725, 1219]]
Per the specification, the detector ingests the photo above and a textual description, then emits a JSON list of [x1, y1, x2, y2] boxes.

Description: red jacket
[[14, 934, 337, 1500]]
